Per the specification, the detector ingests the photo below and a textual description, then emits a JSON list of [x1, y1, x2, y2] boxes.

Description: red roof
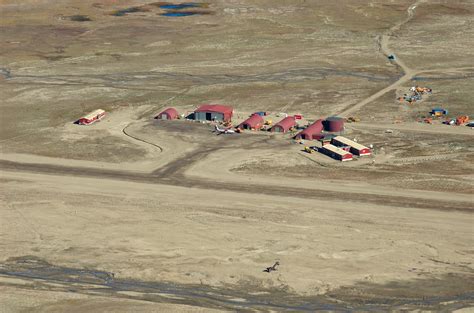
[[156, 107, 178, 119], [239, 114, 264, 129], [195, 104, 233, 115], [272, 116, 296, 132], [296, 119, 323, 139]]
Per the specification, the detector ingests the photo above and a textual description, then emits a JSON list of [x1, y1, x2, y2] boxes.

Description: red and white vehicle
[[77, 109, 106, 125]]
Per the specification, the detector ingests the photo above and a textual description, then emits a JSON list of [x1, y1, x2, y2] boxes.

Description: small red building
[[331, 136, 371, 156], [272, 116, 296, 133], [320, 144, 353, 161], [239, 114, 264, 130], [295, 119, 323, 140], [194, 104, 233, 122], [77, 109, 106, 125], [155, 108, 179, 120]]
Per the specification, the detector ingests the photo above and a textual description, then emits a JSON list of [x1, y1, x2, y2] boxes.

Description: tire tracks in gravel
[[122, 123, 164, 153]]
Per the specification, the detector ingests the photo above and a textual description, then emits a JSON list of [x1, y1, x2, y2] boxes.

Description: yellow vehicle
[[304, 146, 314, 154], [346, 116, 360, 123]]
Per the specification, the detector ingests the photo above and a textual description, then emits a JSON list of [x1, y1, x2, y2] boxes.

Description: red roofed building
[[77, 109, 106, 125], [320, 144, 353, 161], [194, 104, 233, 122], [239, 114, 264, 130], [155, 107, 179, 120], [271, 116, 296, 133], [295, 119, 323, 140], [331, 136, 372, 156]]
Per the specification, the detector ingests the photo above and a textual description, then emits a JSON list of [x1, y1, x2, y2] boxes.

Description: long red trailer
[[77, 109, 106, 125]]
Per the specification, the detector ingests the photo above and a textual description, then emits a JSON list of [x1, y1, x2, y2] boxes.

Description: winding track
[[338, 0, 422, 117], [122, 122, 164, 152]]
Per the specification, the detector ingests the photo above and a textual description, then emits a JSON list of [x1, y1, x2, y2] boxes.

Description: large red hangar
[[239, 114, 264, 130], [194, 104, 233, 122], [295, 119, 323, 140], [155, 107, 179, 120], [271, 116, 296, 133]]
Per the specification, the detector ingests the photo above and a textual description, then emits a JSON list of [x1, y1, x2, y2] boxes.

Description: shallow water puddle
[[111, 2, 211, 17], [111, 7, 150, 16], [158, 3, 202, 10], [161, 12, 199, 17], [159, 2, 211, 17]]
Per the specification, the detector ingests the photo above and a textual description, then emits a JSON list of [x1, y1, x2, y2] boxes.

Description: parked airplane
[[214, 125, 235, 134]]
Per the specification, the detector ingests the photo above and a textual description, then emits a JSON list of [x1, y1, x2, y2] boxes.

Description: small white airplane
[[214, 125, 235, 134]]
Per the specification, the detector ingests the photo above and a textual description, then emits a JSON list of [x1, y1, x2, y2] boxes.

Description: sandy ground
[[1, 170, 473, 311], [1, 0, 473, 311], [0, 285, 219, 313]]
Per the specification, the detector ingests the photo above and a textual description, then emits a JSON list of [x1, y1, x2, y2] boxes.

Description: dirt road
[[347, 121, 473, 136], [337, 0, 454, 118], [0, 152, 471, 212]]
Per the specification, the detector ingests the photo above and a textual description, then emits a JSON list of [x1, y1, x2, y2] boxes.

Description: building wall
[[242, 123, 260, 130], [321, 147, 353, 161], [342, 154, 353, 161], [78, 118, 96, 125], [352, 148, 371, 156], [195, 112, 225, 121], [323, 150, 341, 161], [324, 118, 344, 132], [272, 125, 284, 132]]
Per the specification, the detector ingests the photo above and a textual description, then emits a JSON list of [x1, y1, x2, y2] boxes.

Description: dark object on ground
[[112, 7, 149, 16], [70, 15, 91, 22], [263, 261, 280, 273]]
